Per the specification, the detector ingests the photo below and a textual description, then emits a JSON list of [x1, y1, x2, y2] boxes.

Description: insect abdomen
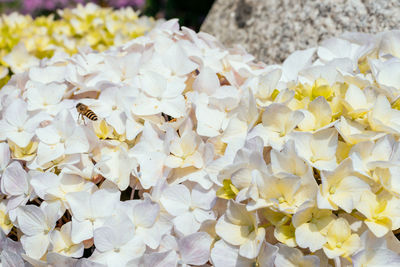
[[85, 110, 98, 121]]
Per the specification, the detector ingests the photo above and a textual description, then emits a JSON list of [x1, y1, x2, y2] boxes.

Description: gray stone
[[201, 0, 400, 64]]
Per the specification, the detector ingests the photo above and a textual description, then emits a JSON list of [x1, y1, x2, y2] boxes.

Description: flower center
[[112, 105, 117, 111], [247, 225, 255, 234], [114, 247, 120, 253], [329, 186, 336, 194], [17, 127, 24, 132], [336, 242, 343, 248], [310, 155, 318, 163], [310, 217, 318, 224]]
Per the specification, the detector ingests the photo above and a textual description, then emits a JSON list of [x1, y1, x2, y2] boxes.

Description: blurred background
[[0, 0, 215, 31]]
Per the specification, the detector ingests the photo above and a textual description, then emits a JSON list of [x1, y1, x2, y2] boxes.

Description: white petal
[[0, 143, 10, 171], [93, 226, 118, 252], [71, 218, 93, 244], [106, 112, 125, 135], [36, 126, 60, 144], [295, 223, 327, 252], [178, 232, 212, 265], [16, 132, 36, 149], [137, 152, 166, 189], [377, 61, 400, 89], [164, 43, 197, 76], [65, 191, 91, 221], [352, 248, 400, 267], [30, 172, 60, 200], [29, 66, 66, 84], [65, 127, 89, 154], [191, 184, 216, 210], [193, 67, 220, 95], [1, 161, 29, 195], [21, 233, 49, 260], [161, 96, 186, 118], [211, 240, 252, 267], [132, 96, 161, 116], [282, 48, 316, 82], [17, 205, 47, 235], [1, 250, 25, 267], [36, 142, 64, 166], [239, 228, 265, 259], [215, 215, 248, 246], [132, 201, 159, 228], [160, 184, 190, 216], [7, 195, 29, 211], [90, 189, 120, 218], [143, 250, 178, 267], [173, 212, 200, 236], [192, 208, 215, 223], [4, 99, 28, 127], [46, 252, 79, 266]]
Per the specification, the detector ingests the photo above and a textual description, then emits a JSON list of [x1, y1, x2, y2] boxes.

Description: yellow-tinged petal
[[0, 208, 13, 234], [311, 78, 333, 100], [336, 141, 352, 163], [262, 208, 290, 226], [326, 218, 351, 247], [8, 140, 38, 161], [216, 179, 239, 200], [274, 223, 296, 247], [92, 119, 113, 140], [215, 215, 251, 246], [341, 233, 361, 257]]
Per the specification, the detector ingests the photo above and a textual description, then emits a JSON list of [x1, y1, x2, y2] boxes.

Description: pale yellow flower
[[0, 3, 156, 83], [323, 218, 361, 259], [356, 191, 400, 237]]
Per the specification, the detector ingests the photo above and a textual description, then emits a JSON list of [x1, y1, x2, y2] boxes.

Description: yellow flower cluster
[[0, 3, 157, 86]]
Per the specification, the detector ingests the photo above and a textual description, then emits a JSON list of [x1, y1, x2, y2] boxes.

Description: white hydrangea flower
[[160, 183, 216, 236], [35, 110, 89, 166], [25, 82, 71, 115], [90, 214, 145, 267], [248, 103, 304, 150], [1, 18, 400, 266], [352, 231, 400, 267], [122, 196, 171, 249], [317, 158, 370, 213], [16, 202, 61, 259], [292, 128, 338, 171], [3, 42, 39, 74], [1, 161, 34, 212], [0, 143, 11, 176], [65, 189, 120, 244], [274, 243, 320, 267], [0, 99, 46, 148], [49, 221, 84, 258], [129, 122, 169, 189], [215, 200, 265, 259], [94, 141, 137, 190]]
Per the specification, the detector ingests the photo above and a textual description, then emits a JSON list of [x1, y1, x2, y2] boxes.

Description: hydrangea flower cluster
[[1, 20, 400, 266], [0, 3, 157, 87]]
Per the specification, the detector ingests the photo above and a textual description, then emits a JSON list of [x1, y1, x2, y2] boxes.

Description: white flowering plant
[[0, 19, 400, 266]]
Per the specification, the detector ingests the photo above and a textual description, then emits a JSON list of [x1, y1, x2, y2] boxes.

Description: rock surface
[[201, 0, 400, 64]]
